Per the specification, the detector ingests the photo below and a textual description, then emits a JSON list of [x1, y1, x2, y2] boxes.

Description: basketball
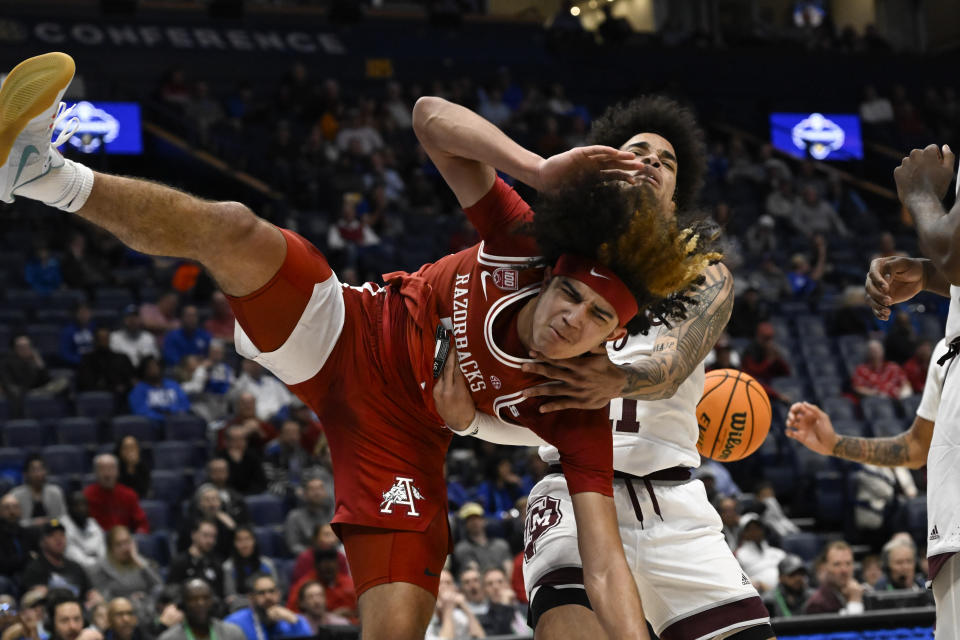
[[696, 369, 772, 462]]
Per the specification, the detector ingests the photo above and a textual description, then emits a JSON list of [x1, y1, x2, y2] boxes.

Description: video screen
[[770, 112, 863, 161], [53, 101, 143, 155]]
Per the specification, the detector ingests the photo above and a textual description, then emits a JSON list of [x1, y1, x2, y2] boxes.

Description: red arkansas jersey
[[397, 178, 613, 497]]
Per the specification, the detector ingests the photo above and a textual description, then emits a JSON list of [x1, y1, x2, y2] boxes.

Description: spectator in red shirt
[[741, 322, 792, 401], [83, 454, 149, 534], [291, 524, 349, 586], [216, 393, 277, 451], [287, 545, 358, 622], [851, 340, 913, 400], [205, 291, 236, 344], [902, 340, 933, 393]]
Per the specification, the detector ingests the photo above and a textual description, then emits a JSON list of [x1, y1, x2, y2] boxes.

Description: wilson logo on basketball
[[718, 412, 747, 460]]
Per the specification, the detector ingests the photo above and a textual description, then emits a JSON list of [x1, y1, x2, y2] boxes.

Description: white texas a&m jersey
[[539, 321, 705, 476]]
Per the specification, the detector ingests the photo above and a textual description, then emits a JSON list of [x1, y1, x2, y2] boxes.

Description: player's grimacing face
[[532, 276, 625, 359], [620, 132, 677, 214]]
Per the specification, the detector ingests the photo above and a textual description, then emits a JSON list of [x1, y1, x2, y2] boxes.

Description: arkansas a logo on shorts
[[493, 267, 518, 291], [524, 495, 563, 561], [379, 476, 425, 517]]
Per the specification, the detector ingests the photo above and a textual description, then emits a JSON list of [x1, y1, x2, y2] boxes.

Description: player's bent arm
[[412, 97, 538, 208], [571, 492, 649, 640], [620, 263, 734, 401], [448, 412, 549, 447], [921, 258, 954, 297], [906, 192, 960, 285], [832, 416, 934, 469]]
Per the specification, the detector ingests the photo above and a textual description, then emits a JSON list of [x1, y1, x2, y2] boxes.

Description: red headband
[[552, 255, 638, 327]]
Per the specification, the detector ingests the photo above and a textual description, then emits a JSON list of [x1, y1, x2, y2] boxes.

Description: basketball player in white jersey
[[863, 143, 959, 637], [434, 98, 775, 640]]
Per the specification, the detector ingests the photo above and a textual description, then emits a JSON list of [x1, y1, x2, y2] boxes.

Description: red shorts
[[337, 507, 451, 597]]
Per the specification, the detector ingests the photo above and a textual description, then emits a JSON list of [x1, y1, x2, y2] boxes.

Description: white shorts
[[523, 474, 769, 640], [933, 552, 960, 640]]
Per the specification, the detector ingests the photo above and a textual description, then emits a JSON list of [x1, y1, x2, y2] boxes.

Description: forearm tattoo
[[832, 435, 910, 466]]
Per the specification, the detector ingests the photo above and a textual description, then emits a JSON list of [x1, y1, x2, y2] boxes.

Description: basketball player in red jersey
[[0, 53, 716, 640]]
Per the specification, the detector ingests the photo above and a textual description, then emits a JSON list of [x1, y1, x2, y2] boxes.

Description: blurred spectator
[[874, 537, 926, 591], [140, 293, 179, 338], [204, 459, 250, 526], [870, 232, 906, 262], [222, 526, 278, 605], [22, 520, 94, 600], [335, 109, 383, 157], [185, 82, 223, 144], [178, 485, 241, 562], [78, 328, 136, 396], [12, 455, 67, 527], [61, 233, 107, 292], [90, 527, 161, 611], [115, 438, 151, 500], [859, 85, 894, 129], [232, 362, 292, 424], [426, 570, 485, 640], [290, 525, 349, 587], [204, 293, 236, 344], [478, 89, 511, 128], [715, 495, 741, 550], [0, 493, 36, 595], [851, 340, 912, 399], [854, 464, 917, 537], [62, 492, 106, 571], [735, 513, 786, 595], [765, 180, 795, 224], [2, 589, 49, 640], [884, 311, 918, 365], [1, 335, 65, 417], [705, 334, 742, 371], [794, 161, 827, 198], [741, 323, 792, 401], [168, 520, 224, 599], [475, 459, 529, 518], [481, 569, 524, 635], [283, 477, 334, 557], [830, 286, 873, 336], [804, 541, 865, 614], [157, 579, 245, 640], [364, 152, 406, 204], [382, 82, 412, 130], [103, 597, 147, 640], [903, 340, 933, 393], [264, 421, 324, 499], [45, 591, 100, 640], [225, 574, 310, 640], [84, 455, 149, 535], [295, 581, 349, 632], [744, 215, 778, 260], [860, 554, 884, 589], [786, 236, 826, 302], [217, 425, 267, 496], [453, 503, 511, 575], [162, 306, 211, 367], [110, 307, 159, 368], [763, 555, 811, 617], [89, 603, 109, 635], [791, 186, 848, 238], [159, 69, 191, 107], [726, 287, 770, 339], [218, 393, 277, 451], [179, 341, 234, 424], [286, 547, 356, 622], [747, 256, 791, 304], [458, 569, 514, 636], [290, 405, 328, 465], [128, 357, 191, 423], [24, 246, 62, 294], [754, 482, 799, 542], [326, 196, 382, 275], [59, 304, 95, 367], [700, 459, 741, 499]]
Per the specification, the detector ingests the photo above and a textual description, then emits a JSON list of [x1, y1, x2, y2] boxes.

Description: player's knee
[[362, 608, 432, 640]]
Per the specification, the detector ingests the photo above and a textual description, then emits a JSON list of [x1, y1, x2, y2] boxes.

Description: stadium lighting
[[570, 6, 581, 16]]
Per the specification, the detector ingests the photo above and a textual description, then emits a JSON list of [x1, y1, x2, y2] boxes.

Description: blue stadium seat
[[805, 359, 841, 380], [861, 396, 897, 422], [95, 288, 134, 311], [837, 336, 866, 363], [134, 532, 171, 566], [4, 419, 46, 448], [771, 377, 805, 402], [164, 415, 207, 442], [814, 471, 846, 525], [763, 465, 796, 500], [140, 500, 171, 530], [46, 290, 87, 311], [35, 309, 71, 324], [150, 470, 186, 503], [872, 418, 906, 438], [246, 494, 285, 526], [91, 309, 119, 328], [0, 398, 8, 422], [27, 324, 61, 358], [904, 496, 927, 545], [810, 377, 845, 403], [46, 474, 72, 496], [42, 445, 88, 475], [56, 417, 99, 445], [0, 309, 26, 325], [153, 442, 196, 470], [5, 290, 42, 312], [821, 397, 856, 421], [781, 532, 822, 561], [791, 441, 830, 476], [901, 394, 922, 419], [75, 391, 116, 422], [23, 393, 71, 422], [831, 419, 868, 438], [111, 415, 158, 442], [795, 316, 827, 339], [918, 315, 944, 341], [254, 526, 285, 558]]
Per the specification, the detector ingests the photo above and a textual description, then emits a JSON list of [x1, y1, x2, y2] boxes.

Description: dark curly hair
[[588, 95, 707, 211], [534, 179, 721, 335]]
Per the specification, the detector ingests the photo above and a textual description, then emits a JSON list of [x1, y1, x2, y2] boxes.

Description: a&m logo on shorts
[[524, 495, 563, 561], [380, 476, 425, 517], [493, 267, 518, 292]]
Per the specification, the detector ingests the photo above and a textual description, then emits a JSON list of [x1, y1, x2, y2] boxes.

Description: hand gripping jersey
[[228, 178, 613, 537], [538, 323, 705, 476]]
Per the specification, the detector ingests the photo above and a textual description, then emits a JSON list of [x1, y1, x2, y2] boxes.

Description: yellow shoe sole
[[0, 51, 75, 166]]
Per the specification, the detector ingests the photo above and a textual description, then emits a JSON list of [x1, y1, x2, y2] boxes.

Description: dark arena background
[[1, 0, 959, 639]]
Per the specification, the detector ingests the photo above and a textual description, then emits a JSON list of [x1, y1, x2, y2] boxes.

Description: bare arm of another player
[[571, 492, 650, 640], [412, 97, 642, 208], [75, 175, 286, 297], [522, 263, 734, 411], [864, 256, 951, 321], [786, 402, 932, 469]]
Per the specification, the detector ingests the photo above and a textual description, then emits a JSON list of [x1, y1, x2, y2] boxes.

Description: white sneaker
[[0, 52, 78, 204]]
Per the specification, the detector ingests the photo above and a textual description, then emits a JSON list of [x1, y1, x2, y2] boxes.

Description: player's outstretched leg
[[358, 583, 436, 640], [0, 52, 285, 297]]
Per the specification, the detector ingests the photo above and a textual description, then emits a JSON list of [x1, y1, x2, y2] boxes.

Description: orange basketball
[[696, 369, 772, 462]]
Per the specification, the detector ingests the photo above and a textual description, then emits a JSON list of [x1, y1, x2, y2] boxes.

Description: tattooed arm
[[786, 401, 933, 469], [521, 263, 733, 411], [620, 263, 734, 401]]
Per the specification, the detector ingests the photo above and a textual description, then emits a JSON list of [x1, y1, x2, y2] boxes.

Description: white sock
[[16, 157, 94, 213]]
